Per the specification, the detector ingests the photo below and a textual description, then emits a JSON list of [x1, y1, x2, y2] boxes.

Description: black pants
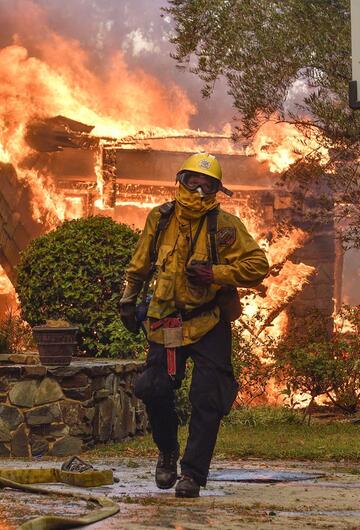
[[134, 320, 238, 486]]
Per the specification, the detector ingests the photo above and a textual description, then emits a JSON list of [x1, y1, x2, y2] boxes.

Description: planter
[[32, 325, 79, 366]]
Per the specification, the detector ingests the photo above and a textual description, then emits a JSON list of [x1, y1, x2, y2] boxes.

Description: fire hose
[[0, 457, 120, 529]]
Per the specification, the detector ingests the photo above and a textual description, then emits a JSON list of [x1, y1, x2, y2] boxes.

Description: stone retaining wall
[[0, 360, 147, 457]]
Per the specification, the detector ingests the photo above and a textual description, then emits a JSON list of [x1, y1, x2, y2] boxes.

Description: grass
[[222, 405, 303, 426], [85, 407, 360, 462], [214, 422, 360, 460]]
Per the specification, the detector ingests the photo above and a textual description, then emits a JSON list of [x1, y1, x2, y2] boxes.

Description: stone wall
[[0, 360, 147, 457]]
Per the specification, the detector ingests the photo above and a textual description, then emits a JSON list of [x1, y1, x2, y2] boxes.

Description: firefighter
[[119, 153, 269, 498]]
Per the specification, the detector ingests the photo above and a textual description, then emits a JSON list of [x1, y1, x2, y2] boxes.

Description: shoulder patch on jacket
[[217, 226, 236, 246]]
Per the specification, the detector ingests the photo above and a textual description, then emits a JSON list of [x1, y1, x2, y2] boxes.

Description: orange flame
[[0, 5, 326, 408], [0, 266, 14, 296], [333, 311, 357, 334], [241, 262, 316, 338], [0, 39, 244, 219], [265, 229, 309, 265], [0, 42, 194, 222], [249, 122, 329, 173]]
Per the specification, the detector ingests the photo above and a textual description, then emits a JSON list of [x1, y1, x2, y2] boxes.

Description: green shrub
[[327, 306, 360, 413], [231, 321, 274, 406], [274, 341, 338, 401], [272, 306, 360, 413], [16, 216, 146, 358]]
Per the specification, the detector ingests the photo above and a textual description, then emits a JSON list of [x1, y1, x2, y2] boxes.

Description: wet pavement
[[209, 468, 324, 482], [0, 457, 359, 529]]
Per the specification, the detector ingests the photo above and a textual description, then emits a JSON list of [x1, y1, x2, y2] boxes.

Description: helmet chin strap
[[220, 184, 234, 197]]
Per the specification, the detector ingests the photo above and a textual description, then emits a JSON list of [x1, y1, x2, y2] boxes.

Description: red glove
[[186, 263, 214, 286]]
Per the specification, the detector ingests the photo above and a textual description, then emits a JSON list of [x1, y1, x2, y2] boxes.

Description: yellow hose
[[0, 467, 120, 530]]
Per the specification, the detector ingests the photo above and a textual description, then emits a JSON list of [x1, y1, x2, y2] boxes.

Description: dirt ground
[[0, 458, 359, 529]]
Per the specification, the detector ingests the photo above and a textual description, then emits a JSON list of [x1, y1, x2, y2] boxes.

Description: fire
[[0, 2, 328, 407], [0, 143, 10, 163], [240, 249, 316, 340], [115, 200, 161, 210], [265, 228, 309, 265], [236, 246, 316, 406], [249, 121, 330, 173], [95, 145, 105, 210], [0, 267, 14, 296], [0, 40, 242, 220], [0, 43, 193, 222], [225, 201, 314, 341], [0, 266, 17, 316], [64, 197, 83, 220], [0, 42, 194, 142]]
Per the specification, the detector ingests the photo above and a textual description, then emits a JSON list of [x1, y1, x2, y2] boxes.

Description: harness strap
[[186, 215, 206, 264], [207, 207, 219, 265], [149, 201, 176, 266], [149, 202, 218, 272], [142, 201, 175, 302]]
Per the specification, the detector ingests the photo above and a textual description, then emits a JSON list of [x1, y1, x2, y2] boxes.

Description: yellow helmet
[[177, 153, 233, 196], [177, 153, 222, 181]]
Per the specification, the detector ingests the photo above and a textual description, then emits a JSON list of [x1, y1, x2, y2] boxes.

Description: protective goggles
[[177, 171, 233, 197], [178, 171, 219, 195]]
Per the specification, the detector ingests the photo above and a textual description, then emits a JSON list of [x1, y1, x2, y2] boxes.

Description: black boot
[[175, 474, 200, 498], [155, 447, 179, 489]]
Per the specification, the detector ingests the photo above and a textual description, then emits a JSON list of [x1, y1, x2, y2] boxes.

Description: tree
[[164, 0, 360, 248], [16, 216, 146, 358]]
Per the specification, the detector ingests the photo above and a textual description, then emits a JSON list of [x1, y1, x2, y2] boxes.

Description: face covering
[[175, 184, 219, 220]]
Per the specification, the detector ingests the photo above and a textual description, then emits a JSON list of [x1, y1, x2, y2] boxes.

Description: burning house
[[0, 24, 344, 358], [0, 0, 357, 465], [0, 113, 340, 344]]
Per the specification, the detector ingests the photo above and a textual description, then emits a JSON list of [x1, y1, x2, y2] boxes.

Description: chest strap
[[149, 201, 176, 267], [207, 207, 219, 265], [142, 201, 175, 303]]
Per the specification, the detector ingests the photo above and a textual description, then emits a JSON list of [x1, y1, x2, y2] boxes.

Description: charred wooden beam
[[102, 147, 117, 208], [25, 115, 95, 152]]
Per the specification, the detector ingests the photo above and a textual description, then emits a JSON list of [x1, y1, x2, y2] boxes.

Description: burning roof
[[0, 2, 340, 370]]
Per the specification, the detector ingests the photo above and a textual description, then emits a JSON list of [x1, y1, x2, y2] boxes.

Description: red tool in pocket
[[151, 316, 183, 376]]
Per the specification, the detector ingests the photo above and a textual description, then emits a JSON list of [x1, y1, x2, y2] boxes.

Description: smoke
[[0, 0, 235, 130]]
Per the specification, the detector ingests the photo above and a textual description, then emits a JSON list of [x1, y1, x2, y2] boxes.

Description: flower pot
[[32, 325, 79, 366]]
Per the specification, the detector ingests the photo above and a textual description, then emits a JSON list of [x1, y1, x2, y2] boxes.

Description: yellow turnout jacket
[[122, 202, 269, 345]]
